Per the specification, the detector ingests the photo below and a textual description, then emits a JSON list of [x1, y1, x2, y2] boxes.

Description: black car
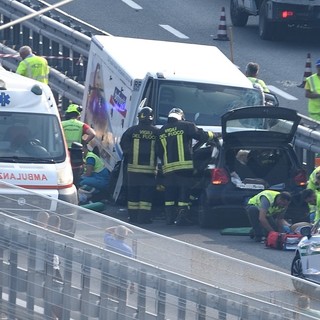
[[192, 106, 307, 228]]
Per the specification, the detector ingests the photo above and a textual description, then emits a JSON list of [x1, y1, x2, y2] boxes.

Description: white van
[[82, 36, 263, 199], [82, 36, 263, 173], [0, 67, 78, 235]]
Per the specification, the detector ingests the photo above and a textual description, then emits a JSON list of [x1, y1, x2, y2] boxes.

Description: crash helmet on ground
[[168, 107, 185, 121], [66, 104, 83, 115], [138, 106, 154, 123]]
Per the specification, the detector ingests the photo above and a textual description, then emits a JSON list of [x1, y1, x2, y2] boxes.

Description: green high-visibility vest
[[248, 190, 283, 217], [306, 74, 320, 114], [62, 119, 83, 147], [16, 55, 49, 84], [85, 152, 105, 173]]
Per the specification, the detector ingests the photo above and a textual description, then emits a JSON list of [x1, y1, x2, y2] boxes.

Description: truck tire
[[259, 0, 274, 40], [230, 0, 249, 27]]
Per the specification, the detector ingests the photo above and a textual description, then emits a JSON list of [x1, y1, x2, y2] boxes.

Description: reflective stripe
[[177, 201, 189, 207], [161, 138, 168, 166], [162, 160, 193, 174], [133, 138, 139, 165], [128, 201, 139, 210], [177, 134, 184, 162], [128, 138, 156, 173], [139, 201, 152, 210], [127, 164, 156, 173], [165, 201, 175, 206], [161, 132, 194, 173]]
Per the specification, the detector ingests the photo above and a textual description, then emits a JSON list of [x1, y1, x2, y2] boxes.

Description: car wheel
[[259, 0, 274, 40], [230, 0, 249, 27], [291, 255, 316, 295]]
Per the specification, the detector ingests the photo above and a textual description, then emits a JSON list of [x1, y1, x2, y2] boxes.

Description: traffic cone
[[214, 7, 229, 41], [298, 53, 312, 88]]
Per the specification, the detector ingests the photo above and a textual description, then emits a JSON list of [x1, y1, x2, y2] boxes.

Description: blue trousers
[[80, 168, 110, 191]]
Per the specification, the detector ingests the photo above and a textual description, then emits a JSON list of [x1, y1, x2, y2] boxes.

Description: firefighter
[[62, 104, 96, 148], [120, 106, 159, 224], [157, 107, 215, 226], [16, 45, 50, 84]]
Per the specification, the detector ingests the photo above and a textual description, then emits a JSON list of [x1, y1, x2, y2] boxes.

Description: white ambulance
[[0, 67, 78, 235]]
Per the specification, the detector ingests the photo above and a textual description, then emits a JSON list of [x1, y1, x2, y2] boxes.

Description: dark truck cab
[[230, 0, 320, 40]]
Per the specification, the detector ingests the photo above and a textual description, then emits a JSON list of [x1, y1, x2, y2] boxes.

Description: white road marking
[[121, 0, 142, 10], [268, 85, 298, 101], [159, 25, 189, 39]]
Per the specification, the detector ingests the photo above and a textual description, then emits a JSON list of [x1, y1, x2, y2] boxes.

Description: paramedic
[[245, 62, 270, 93], [306, 167, 320, 222], [62, 104, 96, 148], [120, 107, 159, 224], [79, 143, 110, 191], [246, 190, 292, 242], [305, 59, 320, 121], [156, 107, 215, 226], [16, 46, 49, 84]]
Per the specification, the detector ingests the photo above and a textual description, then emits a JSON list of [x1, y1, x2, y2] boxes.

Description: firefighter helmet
[[168, 107, 185, 120], [138, 106, 154, 123]]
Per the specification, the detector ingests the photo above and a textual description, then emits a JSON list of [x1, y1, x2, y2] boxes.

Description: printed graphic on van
[[83, 59, 122, 170], [85, 62, 108, 132], [109, 87, 127, 118]]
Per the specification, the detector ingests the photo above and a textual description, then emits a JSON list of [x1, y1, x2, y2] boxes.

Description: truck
[[0, 67, 78, 235], [81, 36, 265, 200], [230, 0, 320, 40]]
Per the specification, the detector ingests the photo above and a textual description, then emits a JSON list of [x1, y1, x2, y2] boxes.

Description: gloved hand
[[282, 225, 291, 234]]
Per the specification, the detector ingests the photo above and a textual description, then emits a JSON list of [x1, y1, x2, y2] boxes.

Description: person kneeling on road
[[246, 190, 292, 242], [79, 144, 110, 200]]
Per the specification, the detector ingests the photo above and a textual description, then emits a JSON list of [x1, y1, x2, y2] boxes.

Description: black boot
[[175, 208, 194, 226], [128, 209, 138, 223], [165, 207, 176, 225]]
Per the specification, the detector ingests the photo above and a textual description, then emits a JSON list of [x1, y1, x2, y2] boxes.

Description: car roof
[[221, 106, 301, 145]]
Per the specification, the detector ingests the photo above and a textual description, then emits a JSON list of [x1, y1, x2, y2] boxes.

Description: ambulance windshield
[[0, 113, 65, 161]]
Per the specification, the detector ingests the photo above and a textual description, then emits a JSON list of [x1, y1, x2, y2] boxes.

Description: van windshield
[[156, 81, 263, 125], [0, 113, 65, 162]]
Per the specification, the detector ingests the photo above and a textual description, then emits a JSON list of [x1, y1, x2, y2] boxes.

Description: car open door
[[221, 106, 301, 146]]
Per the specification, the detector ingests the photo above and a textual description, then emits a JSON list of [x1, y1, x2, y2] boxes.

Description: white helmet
[[168, 107, 185, 120]]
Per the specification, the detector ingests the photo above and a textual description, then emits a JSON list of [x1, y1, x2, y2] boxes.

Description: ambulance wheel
[[230, 0, 249, 27]]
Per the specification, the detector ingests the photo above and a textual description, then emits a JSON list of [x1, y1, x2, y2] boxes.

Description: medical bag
[[266, 231, 302, 250]]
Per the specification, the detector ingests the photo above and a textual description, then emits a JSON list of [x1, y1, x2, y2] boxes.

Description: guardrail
[[0, 181, 317, 319], [0, 0, 100, 108]]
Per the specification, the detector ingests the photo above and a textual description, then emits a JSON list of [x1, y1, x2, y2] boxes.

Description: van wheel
[[259, 0, 274, 40], [230, 0, 249, 27], [291, 255, 316, 295]]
